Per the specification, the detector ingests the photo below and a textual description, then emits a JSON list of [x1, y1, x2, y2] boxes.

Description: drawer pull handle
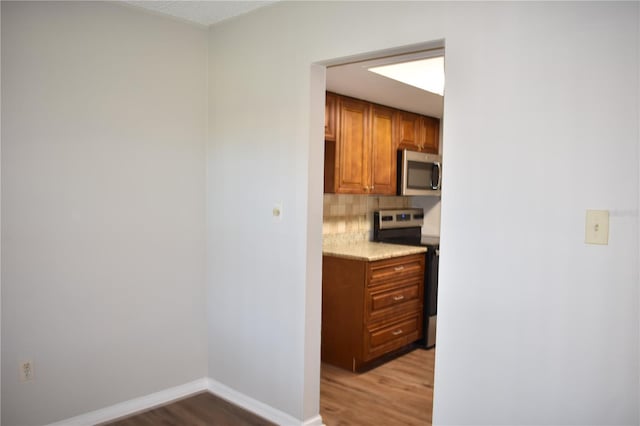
[[394, 266, 405, 271], [392, 329, 403, 336], [393, 295, 405, 301]]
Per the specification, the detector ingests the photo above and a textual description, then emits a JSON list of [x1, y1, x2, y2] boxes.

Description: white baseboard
[[46, 378, 208, 426], [206, 377, 324, 426], [46, 376, 324, 426], [302, 414, 325, 426]]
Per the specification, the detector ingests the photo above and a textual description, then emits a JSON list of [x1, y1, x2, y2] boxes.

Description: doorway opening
[[314, 40, 445, 425]]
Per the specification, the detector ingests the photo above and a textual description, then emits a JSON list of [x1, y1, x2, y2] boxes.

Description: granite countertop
[[322, 241, 427, 261]]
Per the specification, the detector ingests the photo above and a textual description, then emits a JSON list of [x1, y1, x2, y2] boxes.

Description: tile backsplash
[[323, 194, 410, 245]]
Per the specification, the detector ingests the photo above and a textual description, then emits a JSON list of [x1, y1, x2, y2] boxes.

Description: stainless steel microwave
[[398, 149, 442, 196]]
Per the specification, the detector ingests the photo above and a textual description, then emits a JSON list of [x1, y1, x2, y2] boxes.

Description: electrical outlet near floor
[[19, 360, 34, 382]]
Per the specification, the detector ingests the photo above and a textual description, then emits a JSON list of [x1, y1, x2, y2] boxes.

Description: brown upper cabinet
[[333, 96, 371, 194], [324, 92, 337, 141], [369, 104, 396, 195], [397, 111, 440, 154], [421, 115, 440, 154], [324, 92, 440, 195], [324, 94, 396, 195]]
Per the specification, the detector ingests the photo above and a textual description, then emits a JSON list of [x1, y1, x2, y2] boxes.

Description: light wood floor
[[103, 348, 434, 426], [320, 347, 435, 426]]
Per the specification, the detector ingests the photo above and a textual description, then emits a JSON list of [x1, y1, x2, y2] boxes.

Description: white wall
[[1, 3, 3, 423], [1, 2, 637, 425], [207, 1, 639, 424], [437, 3, 638, 424], [1, 2, 208, 425]]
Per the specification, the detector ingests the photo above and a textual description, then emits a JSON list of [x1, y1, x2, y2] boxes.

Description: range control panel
[[374, 208, 424, 230]]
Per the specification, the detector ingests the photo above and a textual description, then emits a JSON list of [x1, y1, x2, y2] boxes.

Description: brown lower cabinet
[[321, 253, 425, 372]]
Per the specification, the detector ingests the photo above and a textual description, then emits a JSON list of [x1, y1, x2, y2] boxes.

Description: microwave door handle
[[432, 162, 441, 190]]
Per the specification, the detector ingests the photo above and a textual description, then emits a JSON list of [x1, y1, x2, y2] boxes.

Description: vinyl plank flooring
[[320, 347, 435, 426], [104, 348, 433, 426], [103, 392, 275, 426]]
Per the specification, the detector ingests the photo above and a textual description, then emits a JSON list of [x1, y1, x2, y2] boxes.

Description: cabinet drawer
[[364, 313, 422, 361], [366, 280, 421, 322], [368, 254, 424, 286]]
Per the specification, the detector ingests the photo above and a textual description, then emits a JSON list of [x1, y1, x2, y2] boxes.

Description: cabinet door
[[336, 98, 370, 193], [370, 105, 396, 195], [421, 115, 440, 154], [325, 92, 337, 141], [396, 111, 422, 152]]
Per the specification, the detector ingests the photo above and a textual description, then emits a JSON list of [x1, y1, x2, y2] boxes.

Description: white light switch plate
[[585, 210, 609, 245]]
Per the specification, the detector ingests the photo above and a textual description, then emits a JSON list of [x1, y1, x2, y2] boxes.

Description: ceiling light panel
[[368, 56, 445, 96]]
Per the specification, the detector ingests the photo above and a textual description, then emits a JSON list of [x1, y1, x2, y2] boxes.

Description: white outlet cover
[[585, 210, 609, 245]]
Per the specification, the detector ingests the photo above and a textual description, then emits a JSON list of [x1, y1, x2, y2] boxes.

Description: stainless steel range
[[373, 208, 439, 348]]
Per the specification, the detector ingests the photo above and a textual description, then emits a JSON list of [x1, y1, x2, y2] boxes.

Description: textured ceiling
[[125, 1, 277, 26]]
